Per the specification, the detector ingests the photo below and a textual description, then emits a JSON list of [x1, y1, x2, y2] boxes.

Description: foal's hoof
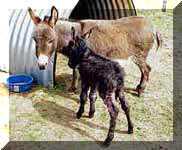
[[102, 142, 111, 148], [76, 112, 83, 119], [128, 128, 134, 134], [68, 86, 77, 92], [88, 112, 95, 118], [102, 138, 112, 147]]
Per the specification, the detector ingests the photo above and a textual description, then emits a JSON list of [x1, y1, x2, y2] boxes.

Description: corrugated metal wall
[[9, 9, 71, 88]]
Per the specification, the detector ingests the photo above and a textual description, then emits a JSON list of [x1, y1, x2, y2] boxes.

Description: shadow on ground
[[33, 99, 129, 145], [55, 73, 139, 98]]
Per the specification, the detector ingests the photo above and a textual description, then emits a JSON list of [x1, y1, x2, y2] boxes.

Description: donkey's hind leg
[[135, 58, 151, 96]]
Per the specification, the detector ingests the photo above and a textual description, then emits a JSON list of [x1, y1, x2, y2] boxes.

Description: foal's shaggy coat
[[62, 36, 133, 146]]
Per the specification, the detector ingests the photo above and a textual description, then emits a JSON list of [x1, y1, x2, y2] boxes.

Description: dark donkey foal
[[62, 35, 133, 146]]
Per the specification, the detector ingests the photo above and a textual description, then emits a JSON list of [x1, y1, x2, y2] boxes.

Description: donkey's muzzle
[[39, 65, 46, 70], [37, 54, 49, 70]]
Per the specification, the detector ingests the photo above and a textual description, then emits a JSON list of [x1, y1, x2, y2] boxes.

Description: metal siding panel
[[14, 10, 27, 73], [10, 10, 22, 74]]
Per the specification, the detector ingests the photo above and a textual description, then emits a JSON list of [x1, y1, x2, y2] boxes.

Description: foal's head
[[28, 6, 58, 70], [62, 27, 88, 69]]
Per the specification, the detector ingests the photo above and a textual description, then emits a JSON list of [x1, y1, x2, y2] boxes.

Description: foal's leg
[[118, 89, 133, 134], [76, 82, 89, 119], [88, 85, 97, 118], [102, 92, 119, 147], [69, 68, 79, 92]]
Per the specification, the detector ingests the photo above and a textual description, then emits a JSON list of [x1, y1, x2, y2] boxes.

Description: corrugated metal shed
[[9, 9, 71, 88], [69, 0, 136, 19]]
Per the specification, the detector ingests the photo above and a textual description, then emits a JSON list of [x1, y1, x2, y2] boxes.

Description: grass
[[10, 10, 173, 146]]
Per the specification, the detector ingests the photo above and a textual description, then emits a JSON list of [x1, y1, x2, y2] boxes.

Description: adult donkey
[[28, 6, 162, 96]]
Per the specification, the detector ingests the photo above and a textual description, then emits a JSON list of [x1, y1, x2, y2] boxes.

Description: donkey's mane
[[59, 17, 80, 22]]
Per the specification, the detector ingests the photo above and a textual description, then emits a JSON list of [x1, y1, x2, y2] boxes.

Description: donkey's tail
[[155, 31, 162, 51]]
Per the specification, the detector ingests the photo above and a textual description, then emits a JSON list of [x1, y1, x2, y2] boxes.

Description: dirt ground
[[9, 10, 173, 147]]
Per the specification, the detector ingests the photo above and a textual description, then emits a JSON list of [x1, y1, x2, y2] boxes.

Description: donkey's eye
[[48, 40, 53, 44]]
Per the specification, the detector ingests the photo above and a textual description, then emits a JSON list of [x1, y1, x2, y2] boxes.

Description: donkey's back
[[80, 16, 154, 59], [78, 16, 161, 96]]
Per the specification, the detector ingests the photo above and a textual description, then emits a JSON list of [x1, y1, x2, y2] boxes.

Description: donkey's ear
[[28, 7, 41, 25], [49, 6, 58, 28]]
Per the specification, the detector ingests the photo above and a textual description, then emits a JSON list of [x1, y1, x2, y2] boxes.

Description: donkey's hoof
[[136, 85, 144, 97]]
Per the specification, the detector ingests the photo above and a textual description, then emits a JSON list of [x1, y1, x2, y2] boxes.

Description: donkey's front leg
[[88, 85, 97, 118], [69, 68, 79, 92], [103, 93, 119, 147], [76, 82, 89, 119]]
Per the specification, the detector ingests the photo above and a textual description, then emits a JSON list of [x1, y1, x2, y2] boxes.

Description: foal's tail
[[155, 31, 162, 51]]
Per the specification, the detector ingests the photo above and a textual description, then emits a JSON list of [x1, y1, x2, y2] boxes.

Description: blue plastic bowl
[[7, 74, 33, 93]]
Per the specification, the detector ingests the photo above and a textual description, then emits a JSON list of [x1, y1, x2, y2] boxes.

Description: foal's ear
[[28, 7, 41, 25], [82, 28, 93, 39], [71, 27, 76, 40], [80, 22, 96, 39], [49, 6, 59, 28]]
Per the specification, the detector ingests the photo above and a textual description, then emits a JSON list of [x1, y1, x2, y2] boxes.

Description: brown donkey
[[28, 6, 162, 96]]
